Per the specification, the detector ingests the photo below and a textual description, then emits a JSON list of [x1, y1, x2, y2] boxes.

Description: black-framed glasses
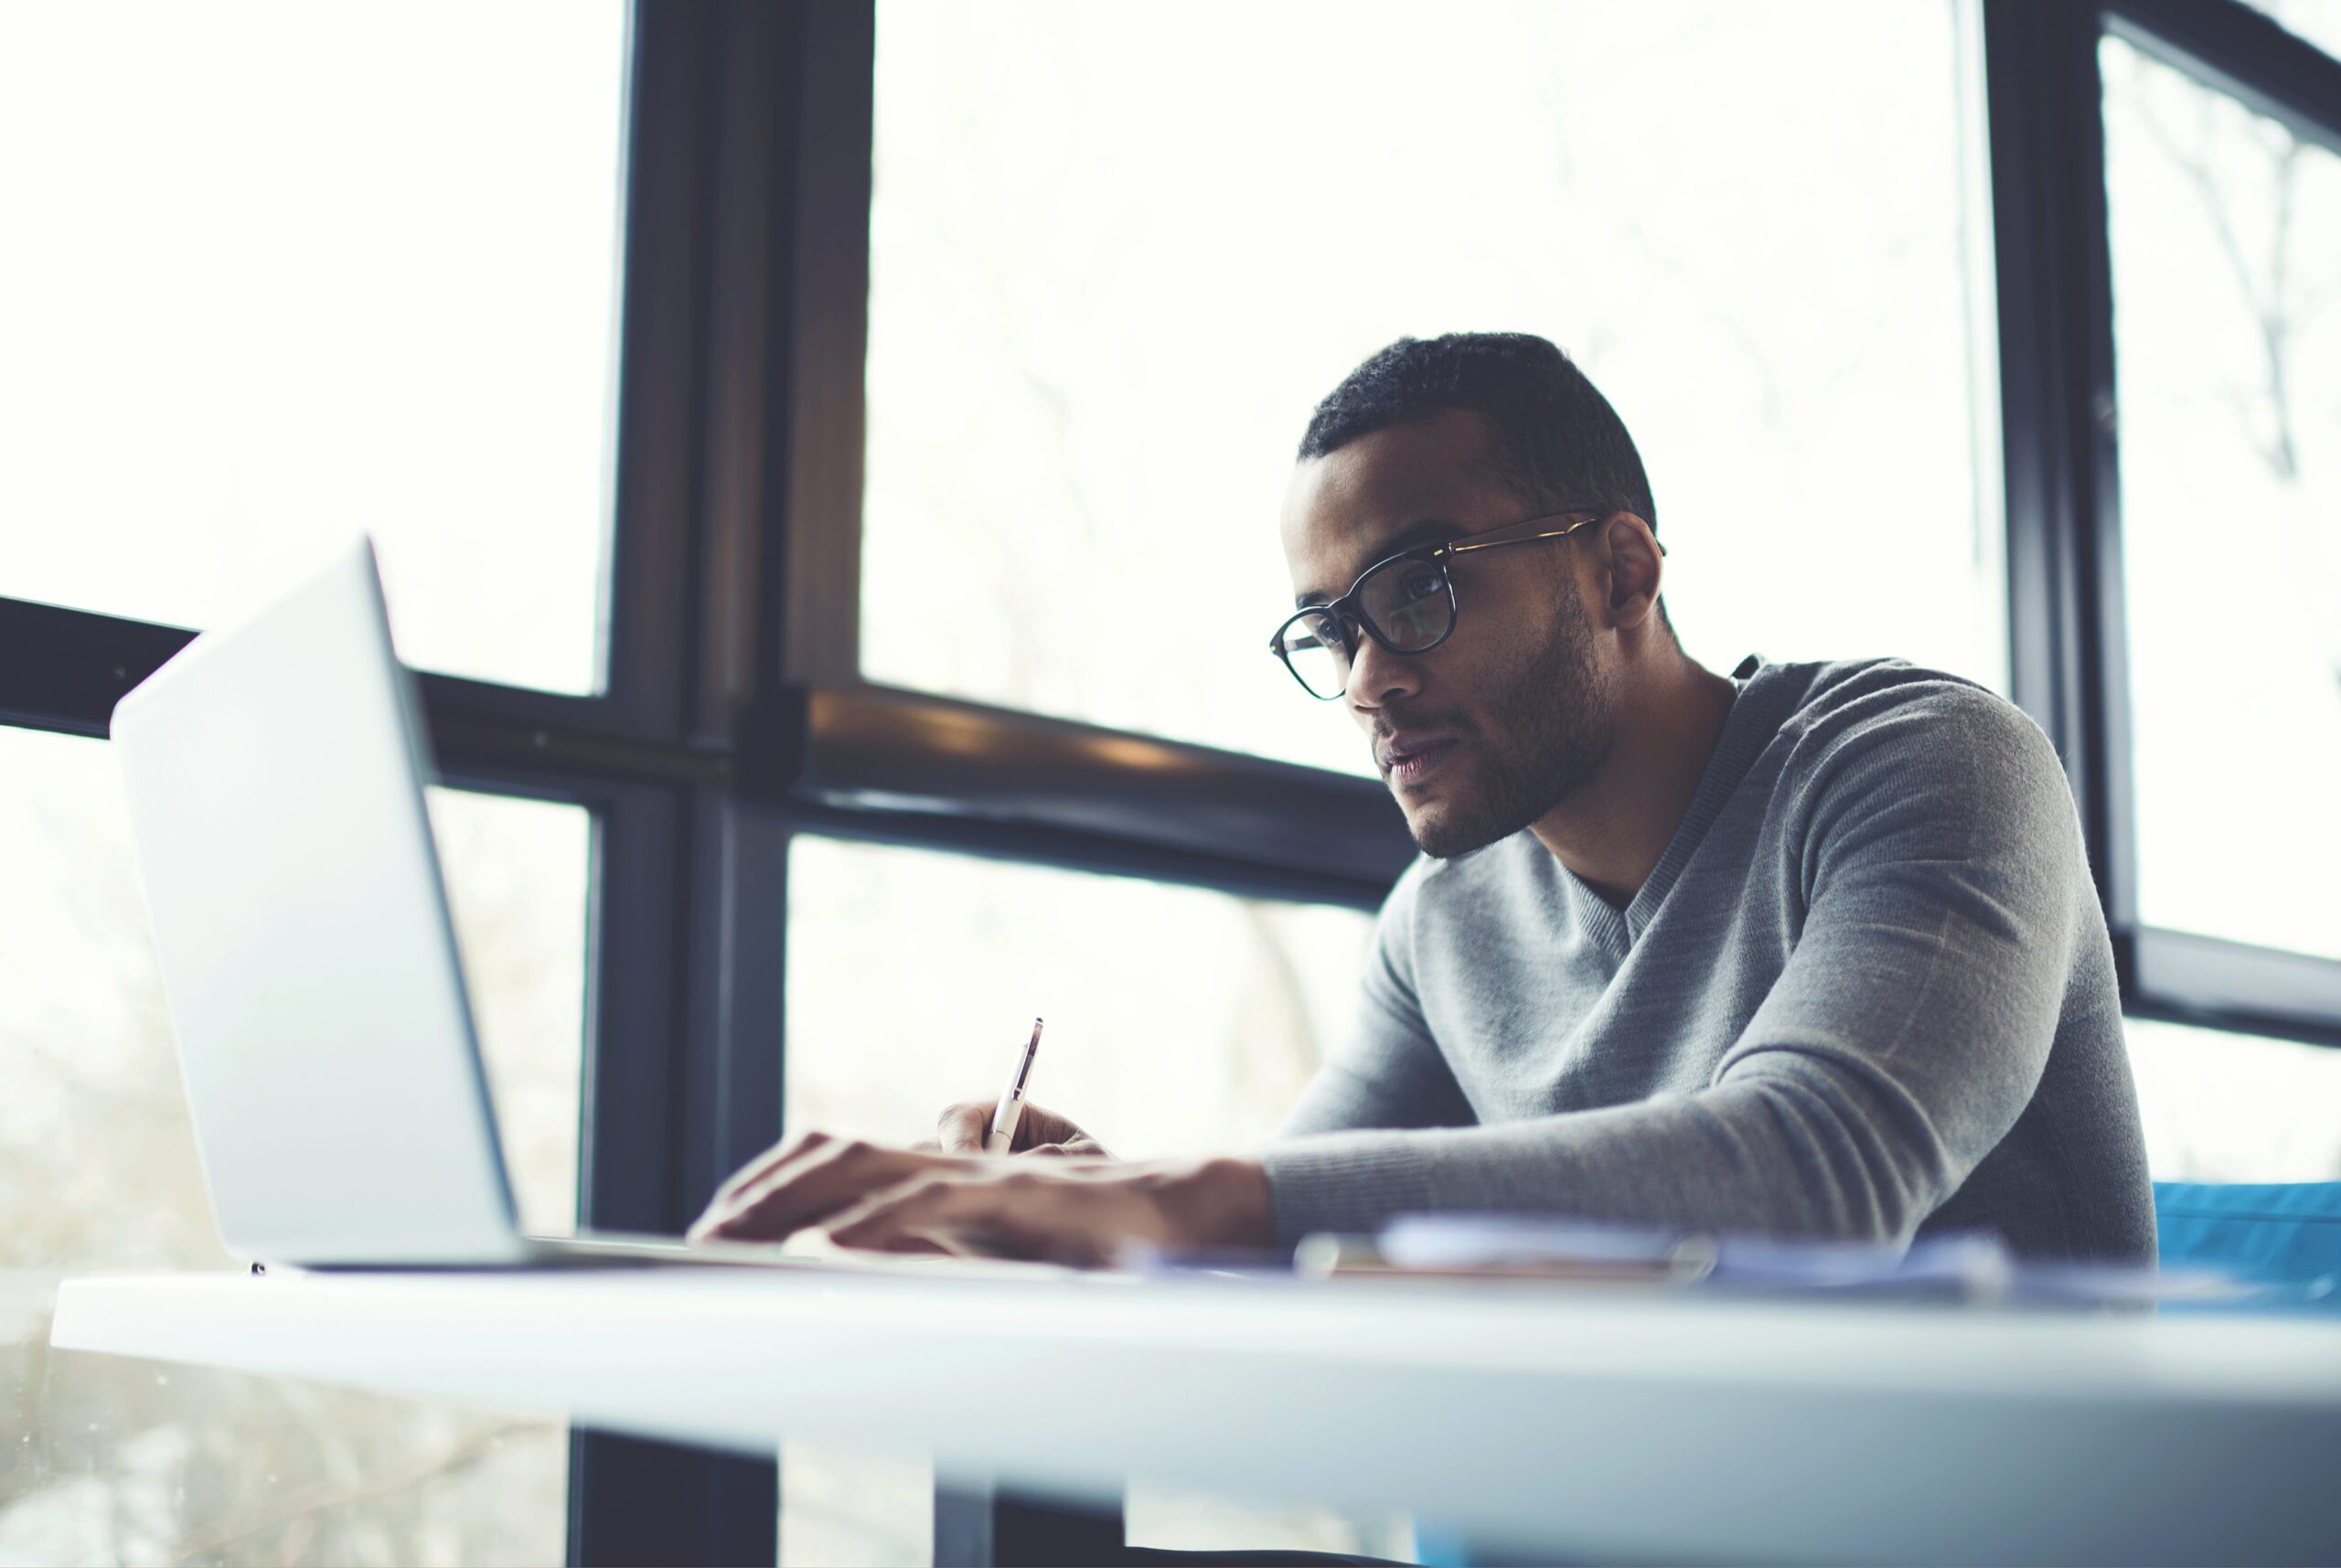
[[1268, 508, 1659, 700]]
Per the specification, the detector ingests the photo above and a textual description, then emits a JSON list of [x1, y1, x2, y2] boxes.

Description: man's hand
[[928, 1098, 1113, 1158], [686, 1130, 1271, 1267]]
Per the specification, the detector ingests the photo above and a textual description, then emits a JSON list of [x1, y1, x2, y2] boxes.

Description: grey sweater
[[1263, 656, 2156, 1264]]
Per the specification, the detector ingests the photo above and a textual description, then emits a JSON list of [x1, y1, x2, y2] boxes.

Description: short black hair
[[1298, 332, 1658, 537]]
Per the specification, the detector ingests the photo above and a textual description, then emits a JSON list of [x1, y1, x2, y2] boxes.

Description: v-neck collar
[[1558, 653, 1782, 957]]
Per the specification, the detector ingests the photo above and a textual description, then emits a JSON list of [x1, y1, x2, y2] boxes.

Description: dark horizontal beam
[[0, 594, 724, 791], [0, 595, 193, 738], [2105, 0, 2341, 155], [0, 596, 1409, 905], [422, 675, 731, 795], [2127, 927, 2341, 1050], [794, 684, 1416, 895]]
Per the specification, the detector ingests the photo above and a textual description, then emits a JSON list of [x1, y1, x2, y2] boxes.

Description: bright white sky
[[0, 0, 625, 694], [861, 0, 2004, 780]]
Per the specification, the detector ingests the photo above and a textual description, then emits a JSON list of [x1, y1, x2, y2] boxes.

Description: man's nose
[[1345, 633, 1422, 709]]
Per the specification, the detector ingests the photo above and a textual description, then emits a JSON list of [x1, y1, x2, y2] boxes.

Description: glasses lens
[[1358, 556, 1453, 651], [1277, 610, 1351, 699]]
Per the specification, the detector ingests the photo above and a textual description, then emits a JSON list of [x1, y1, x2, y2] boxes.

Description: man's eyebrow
[[1293, 517, 1459, 608]]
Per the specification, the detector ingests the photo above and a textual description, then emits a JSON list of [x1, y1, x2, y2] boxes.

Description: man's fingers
[[827, 1172, 1053, 1258], [702, 1128, 836, 1215], [825, 1169, 1150, 1267], [695, 1139, 893, 1240], [689, 1110, 1105, 1248], [691, 1139, 949, 1243], [824, 1173, 974, 1250], [691, 1134, 830, 1238], [934, 1102, 993, 1154], [935, 1098, 1114, 1158]]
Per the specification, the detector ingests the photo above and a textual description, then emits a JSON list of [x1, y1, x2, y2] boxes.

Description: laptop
[[111, 537, 818, 1271]]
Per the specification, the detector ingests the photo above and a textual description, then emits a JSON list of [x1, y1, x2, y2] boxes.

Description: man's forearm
[[1259, 1054, 1962, 1246]]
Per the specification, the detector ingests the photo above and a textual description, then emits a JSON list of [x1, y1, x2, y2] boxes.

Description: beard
[[1405, 590, 1618, 859]]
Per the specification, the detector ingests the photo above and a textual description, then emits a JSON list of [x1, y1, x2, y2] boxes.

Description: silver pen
[[984, 1018, 1043, 1155]]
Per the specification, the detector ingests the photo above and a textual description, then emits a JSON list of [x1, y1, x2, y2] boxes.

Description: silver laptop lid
[[111, 538, 527, 1265]]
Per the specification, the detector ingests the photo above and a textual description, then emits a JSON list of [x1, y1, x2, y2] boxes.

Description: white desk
[[50, 1266, 2341, 1565]]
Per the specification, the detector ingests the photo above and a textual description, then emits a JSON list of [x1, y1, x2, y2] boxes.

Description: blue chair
[[2154, 1179, 2341, 1310]]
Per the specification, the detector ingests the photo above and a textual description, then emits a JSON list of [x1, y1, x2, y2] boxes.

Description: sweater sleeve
[[1276, 861, 1477, 1139], [1259, 688, 2081, 1246]]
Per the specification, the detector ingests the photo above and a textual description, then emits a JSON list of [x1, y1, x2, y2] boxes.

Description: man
[[691, 332, 2156, 1268]]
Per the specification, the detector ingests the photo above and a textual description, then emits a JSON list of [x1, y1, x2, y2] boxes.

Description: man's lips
[[1378, 732, 1463, 785]]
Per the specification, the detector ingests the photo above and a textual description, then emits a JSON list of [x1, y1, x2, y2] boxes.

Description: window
[[2126, 1016, 2341, 1179], [0, 1, 628, 696], [2241, 0, 2341, 59], [2100, 35, 2341, 962], [16, 5, 2340, 1564], [861, 0, 2002, 775], [0, 726, 590, 1563]]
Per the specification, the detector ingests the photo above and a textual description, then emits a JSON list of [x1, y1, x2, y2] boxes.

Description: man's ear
[[1598, 513, 1663, 631]]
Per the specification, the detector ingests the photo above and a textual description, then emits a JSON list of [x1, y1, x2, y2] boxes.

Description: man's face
[[1280, 409, 1619, 859]]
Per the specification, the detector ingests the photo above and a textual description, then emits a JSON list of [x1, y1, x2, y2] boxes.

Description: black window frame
[[1983, 0, 2341, 1051]]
